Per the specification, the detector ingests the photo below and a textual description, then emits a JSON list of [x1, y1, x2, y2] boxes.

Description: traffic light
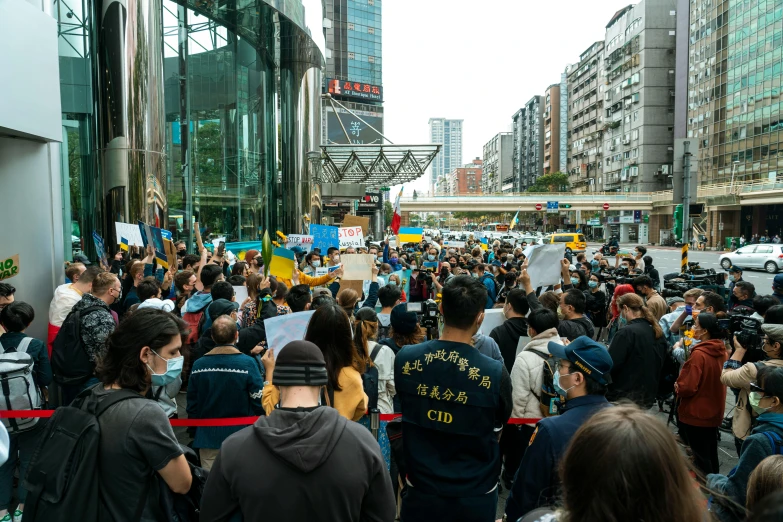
[[561, 204, 572, 209]]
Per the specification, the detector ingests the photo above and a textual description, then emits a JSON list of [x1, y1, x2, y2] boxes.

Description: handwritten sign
[[0, 254, 20, 281], [115, 222, 144, 247], [309, 224, 339, 252], [339, 226, 364, 250], [286, 234, 314, 253]]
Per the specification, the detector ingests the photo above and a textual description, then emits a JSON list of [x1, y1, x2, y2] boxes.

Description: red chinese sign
[[326, 78, 383, 102]]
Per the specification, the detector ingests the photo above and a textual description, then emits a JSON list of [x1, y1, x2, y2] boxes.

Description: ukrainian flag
[[480, 237, 489, 251], [155, 250, 169, 270], [398, 227, 423, 244], [120, 237, 129, 252], [269, 247, 296, 279]]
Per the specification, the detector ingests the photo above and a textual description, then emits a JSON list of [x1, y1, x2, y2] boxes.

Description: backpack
[[480, 274, 497, 302], [527, 348, 560, 417], [362, 344, 383, 411], [23, 388, 148, 522], [0, 337, 41, 433], [51, 305, 104, 387], [157, 445, 209, 522], [182, 304, 209, 346]]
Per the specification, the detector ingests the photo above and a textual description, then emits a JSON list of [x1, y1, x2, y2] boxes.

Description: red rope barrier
[[0, 410, 541, 426]]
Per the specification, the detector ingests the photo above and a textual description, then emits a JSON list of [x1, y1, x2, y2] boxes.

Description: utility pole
[[682, 141, 692, 247]]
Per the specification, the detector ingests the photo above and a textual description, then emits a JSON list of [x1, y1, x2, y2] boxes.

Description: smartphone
[[217, 241, 225, 256], [407, 302, 422, 313]]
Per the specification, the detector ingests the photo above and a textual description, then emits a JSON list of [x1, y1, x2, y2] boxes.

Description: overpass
[[400, 193, 656, 213]]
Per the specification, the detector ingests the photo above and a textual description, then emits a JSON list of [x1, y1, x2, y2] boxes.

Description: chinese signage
[[327, 78, 383, 102], [325, 107, 384, 145]]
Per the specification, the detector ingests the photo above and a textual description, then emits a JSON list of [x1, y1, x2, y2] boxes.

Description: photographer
[[675, 312, 729, 476], [721, 323, 783, 455], [669, 290, 727, 338], [730, 281, 757, 311], [394, 276, 512, 522]]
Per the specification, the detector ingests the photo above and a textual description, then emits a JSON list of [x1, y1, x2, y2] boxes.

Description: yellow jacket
[[276, 271, 334, 289], [262, 366, 368, 421]]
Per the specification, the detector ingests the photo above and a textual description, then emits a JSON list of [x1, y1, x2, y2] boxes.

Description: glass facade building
[[55, 0, 325, 261]]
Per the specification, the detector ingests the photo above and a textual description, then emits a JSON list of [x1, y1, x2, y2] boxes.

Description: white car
[[720, 244, 783, 273]]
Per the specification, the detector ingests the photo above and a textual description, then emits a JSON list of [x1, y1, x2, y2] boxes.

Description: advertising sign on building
[[326, 78, 383, 102], [357, 193, 382, 210], [325, 107, 383, 145]]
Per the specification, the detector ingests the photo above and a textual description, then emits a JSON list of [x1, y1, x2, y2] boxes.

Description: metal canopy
[[318, 144, 442, 188]]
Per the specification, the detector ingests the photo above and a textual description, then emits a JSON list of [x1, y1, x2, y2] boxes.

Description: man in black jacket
[[201, 340, 395, 522], [490, 289, 529, 373]]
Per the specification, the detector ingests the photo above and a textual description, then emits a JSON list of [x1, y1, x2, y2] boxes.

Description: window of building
[[632, 129, 639, 140], [633, 111, 639, 121]]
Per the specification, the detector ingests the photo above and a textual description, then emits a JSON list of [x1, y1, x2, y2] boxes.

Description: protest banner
[[115, 222, 143, 247], [526, 244, 566, 288], [286, 234, 314, 253], [269, 247, 296, 279], [338, 226, 364, 250], [264, 311, 316, 353], [0, 254, 20, 281], [309, 224, 339, 251]]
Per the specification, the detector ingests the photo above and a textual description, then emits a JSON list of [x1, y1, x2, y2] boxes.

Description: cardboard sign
[[309, 224, 340, 252], [342, 215, 370, 236], [338, 279, 365, 298], [269, 247, 296, 279], [341, 254, 374, 281], [163, 239, 177, 266], [115, 222, 144, 247], [339, 226, 364, 250], [286, 234, 314, 253], [0, 254, 20, 281]]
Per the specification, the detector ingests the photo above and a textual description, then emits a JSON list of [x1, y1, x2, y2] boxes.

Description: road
[[588, 244, 778, 295]]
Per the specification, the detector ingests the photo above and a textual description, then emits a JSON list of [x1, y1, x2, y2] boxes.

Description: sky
[[383, 0, 635, 196]]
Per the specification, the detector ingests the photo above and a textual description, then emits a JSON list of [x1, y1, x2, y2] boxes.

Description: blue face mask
[[588, 281, 598, 289], [388, 281, 397, 288], [147, 350, 184, 387], [591, 260, 599, 266], [570, 277, 580, 286], [428, 255, 436, 261], [553, 370, 575, 397]]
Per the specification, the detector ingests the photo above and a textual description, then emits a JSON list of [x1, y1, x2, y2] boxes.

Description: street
[[589, 244, 779, 294]]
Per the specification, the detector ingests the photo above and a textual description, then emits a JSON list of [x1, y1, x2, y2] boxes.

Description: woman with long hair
[[675, 312, 728, 476], [80, 309, 192, 519], [230, 261, 249, 278], [261, 303, 367, 421], [606, 293, 668, 409], [520, 405, 706, 522], [606, 283, 635, 343], [377, 303, 426, 354]]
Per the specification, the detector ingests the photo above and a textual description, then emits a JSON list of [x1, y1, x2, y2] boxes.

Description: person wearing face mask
[[584, 274, 608, 339], [726, 266, 745, 308], [303, 252, 322, 276], [381, 240, 404, 272], [674, 313, 729, 476], [504, 336, 612, 522], [472, 263, 497, 309], [395, 276, 512, 522], [26, 309, 193, 520], [387, 273, 407, 302], [56, 272, 121, 405], [708, 366, 783, 517], [606, 293, 668, 409], [326, 247, 341, 268], [721, 324, 783, 456], [187, 315, 265, 470]]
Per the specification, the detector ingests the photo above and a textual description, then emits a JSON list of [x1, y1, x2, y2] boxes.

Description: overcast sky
[[384, 0, 634, 196]]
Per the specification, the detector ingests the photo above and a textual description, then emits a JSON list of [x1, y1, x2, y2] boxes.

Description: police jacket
[[395, 339, 512, 497], [505, 394, 611, 521]]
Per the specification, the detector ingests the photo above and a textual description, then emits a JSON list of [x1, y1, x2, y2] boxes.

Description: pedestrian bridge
[[400, 193, 657, 213]]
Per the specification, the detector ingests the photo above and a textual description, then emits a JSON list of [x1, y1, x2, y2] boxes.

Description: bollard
[[681, 243, 688, 273], [370, 408, 380, 441]]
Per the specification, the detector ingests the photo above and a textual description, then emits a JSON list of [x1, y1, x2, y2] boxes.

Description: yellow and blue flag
[[269, 247, 296, 279], [155, 250, 169, 270], [398, 227, 423, 244], [120, 237, 129, 252]]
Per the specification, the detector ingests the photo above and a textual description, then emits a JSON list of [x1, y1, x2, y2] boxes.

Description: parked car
[[720, 244, 783, 273], [542, 233, 587, 255]]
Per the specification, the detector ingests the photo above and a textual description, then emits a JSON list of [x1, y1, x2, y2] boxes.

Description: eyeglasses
[[750, 382, 767, 395]]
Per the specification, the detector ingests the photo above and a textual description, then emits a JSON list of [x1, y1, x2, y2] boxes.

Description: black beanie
[[272, 340, 328, 387]]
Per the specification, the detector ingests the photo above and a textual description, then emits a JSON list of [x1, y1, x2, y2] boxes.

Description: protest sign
[[92, 231, 109, 269], [115, 222, 143, 247], [309, 224, 339, 251], [339, 226, 364, 250], [0, 254, 20, 281], [286, 234, 314, 253], [526, 244, 566, 288], [341, 254, 374, 281], [342, 215, 370, 236], [264, 311, 316, 353], [233, 285, 248, 305], [479, 308, 506, 332], [444, 240, 465, 249]]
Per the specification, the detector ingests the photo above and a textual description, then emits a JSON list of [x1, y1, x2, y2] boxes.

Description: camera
[[720, 311, 764, 351], [660, 268, 727, 297], [406, 300, 440, 330]]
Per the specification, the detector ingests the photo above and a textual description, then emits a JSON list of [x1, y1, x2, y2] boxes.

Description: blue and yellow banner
[[398, 227, 423, 244], [269, 247, 296, 279]]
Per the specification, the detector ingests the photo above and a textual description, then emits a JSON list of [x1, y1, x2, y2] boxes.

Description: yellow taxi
[[544, 233, 587, 254]]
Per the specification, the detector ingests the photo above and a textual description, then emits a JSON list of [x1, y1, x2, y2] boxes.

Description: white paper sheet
[[479, 308, 506, 334], [115, 222, 144, 246], [232, 285, 248, 305], [341, 254, 374, 281], [526, 244, 566, 288], [263, 311, 316, 353]]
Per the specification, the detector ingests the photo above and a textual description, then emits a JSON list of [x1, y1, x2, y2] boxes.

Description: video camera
[[720, 310, 764, 352], [660, 266, 727, 298], [406, 300, 440, 330], [598, 266, 635, 286]]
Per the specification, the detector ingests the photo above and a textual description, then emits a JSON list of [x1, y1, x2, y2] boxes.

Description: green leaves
[[261, 230, 273, 277]]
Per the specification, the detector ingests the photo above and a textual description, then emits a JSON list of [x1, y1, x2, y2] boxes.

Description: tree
[[526, 172, 569, 193], [425, 215, 437, 228], [413, 189, 418, 200], [452, 211, 504, 222], [384, 201, 393, 227]]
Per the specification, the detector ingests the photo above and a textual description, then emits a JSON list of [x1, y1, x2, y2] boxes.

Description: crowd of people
[[2, 232, 783, 522]]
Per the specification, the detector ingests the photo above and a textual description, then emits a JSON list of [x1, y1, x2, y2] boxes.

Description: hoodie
[[473, 333, 504, 365], [676, 338, 728, 427], [489, 316, 528, 373], [182, 291, 213, 315], [200, 406, 396, 522]]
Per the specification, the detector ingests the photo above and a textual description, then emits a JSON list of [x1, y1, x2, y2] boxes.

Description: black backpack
[[361, 344, 383, 411], [51, 306, 104, 386], [157, 445, 209, 522], [23, 388, 148, 522], [527, 348, 560, 417]]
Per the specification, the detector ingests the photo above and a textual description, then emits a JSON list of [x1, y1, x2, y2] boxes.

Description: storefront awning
[[317, 144, 441, 189]]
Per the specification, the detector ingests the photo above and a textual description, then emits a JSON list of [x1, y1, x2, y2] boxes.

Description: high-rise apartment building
[[482, 132, 513, 193], [543, 84, 564, 175], [428, 118, 464, 194], [567, 41, 606, 193], [511, 96, 545, 191], [686, 0, 783, 240], [323, 0, 384, 146], [602, 1, 677, 193]]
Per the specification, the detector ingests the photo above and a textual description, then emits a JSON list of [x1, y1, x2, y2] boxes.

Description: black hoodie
[[200, 406, 396, 522]]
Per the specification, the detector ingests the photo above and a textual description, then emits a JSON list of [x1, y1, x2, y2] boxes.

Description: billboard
[[326, 78, 383, 102], [325, 107, 384, 145]]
